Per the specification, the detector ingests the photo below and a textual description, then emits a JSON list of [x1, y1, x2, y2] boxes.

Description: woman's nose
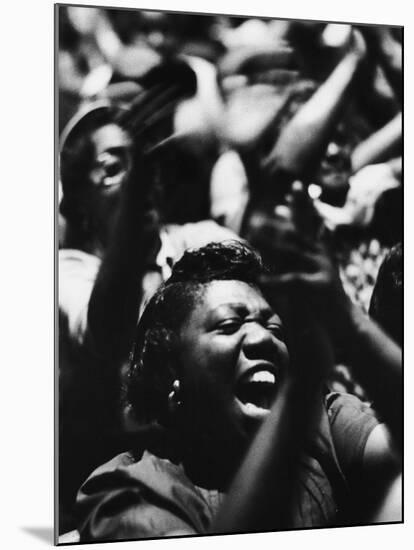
[[241, 322, 280, 360]]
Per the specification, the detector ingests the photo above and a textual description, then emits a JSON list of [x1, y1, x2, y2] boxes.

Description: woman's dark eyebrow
[[210, 303, 249, 317], [210, 303, 277, 319]]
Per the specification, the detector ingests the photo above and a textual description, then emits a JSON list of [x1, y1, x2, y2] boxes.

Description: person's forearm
[[372, 29, 402, 103], [359, 26, 402, 104], [211, 380, 304, 534], [351, 113, 402, 172], [211, 318, 332, 534], [337, 300, 402, 447], [267, 48, 363, 179], [86, 165, 159, 364]]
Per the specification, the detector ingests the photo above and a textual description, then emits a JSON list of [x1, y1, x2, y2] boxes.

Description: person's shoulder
[[325, 391, 377, 422], [81, 449, 186, 491], [324, 390, 379, 443], [77, 449, 212, 538], [324, 391, 380, 474], [85, 450, 138, 479], [78, 448, 214, 527]]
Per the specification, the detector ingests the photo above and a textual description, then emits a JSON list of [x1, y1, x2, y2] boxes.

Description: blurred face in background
[[314, 124, 353, 205], [88, 122, 132, 244]]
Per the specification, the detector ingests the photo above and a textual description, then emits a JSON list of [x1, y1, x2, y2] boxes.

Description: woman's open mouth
[[235, 367, 278, 420]]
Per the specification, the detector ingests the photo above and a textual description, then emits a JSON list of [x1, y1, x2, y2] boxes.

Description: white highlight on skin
[[308, 183, 323, 200], [240, 401, 271, 420]]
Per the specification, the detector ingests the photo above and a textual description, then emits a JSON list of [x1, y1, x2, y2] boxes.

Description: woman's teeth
[[237, 369, 277, 413], [248, 370, 276, 384]]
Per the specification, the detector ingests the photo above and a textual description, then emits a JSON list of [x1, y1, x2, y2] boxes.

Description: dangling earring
[[168, 379, 182, 410]]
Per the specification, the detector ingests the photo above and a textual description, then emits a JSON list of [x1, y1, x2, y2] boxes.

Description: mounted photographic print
[[56, 2, 403, 545]]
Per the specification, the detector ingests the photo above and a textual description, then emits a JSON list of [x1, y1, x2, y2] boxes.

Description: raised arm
[[255, 185, 402, 449], [359, 25, 402, 104], [85, 154, 160, 364], [211, 315, 333, 534], [336, 298, 402, 448], [85, 62, 197, 364], [351, 113, 402, 172], [264, 29, 366, 180], [225, 186, 401, 533]]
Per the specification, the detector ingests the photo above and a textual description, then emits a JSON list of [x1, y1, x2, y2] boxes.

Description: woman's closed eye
[[215, 319, 283, 339], [216, 319, 242, 334], [266, 323, 284, 338]]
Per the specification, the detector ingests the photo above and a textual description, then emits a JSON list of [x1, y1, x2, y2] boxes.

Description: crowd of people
[[57, 5, 402, 543]]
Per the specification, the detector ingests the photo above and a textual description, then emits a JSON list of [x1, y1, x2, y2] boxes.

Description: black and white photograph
[[55, 2, 403, 546]]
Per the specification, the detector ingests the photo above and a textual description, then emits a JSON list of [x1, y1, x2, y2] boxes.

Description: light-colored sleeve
[[59, 249, 101, 348], [163, 220, 244, 264]]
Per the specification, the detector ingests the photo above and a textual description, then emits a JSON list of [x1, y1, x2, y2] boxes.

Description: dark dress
[[77, 392, 379, 541]]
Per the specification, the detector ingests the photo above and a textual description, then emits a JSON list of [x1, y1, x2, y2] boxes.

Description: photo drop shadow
[[21, 527, 54, 545]]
